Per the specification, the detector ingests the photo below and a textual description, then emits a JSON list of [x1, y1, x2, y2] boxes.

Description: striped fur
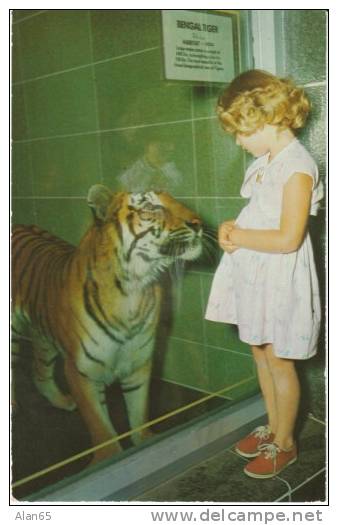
[[11, 186, 202, 462]]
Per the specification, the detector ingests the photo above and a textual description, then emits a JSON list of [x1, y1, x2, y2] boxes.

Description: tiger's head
[[87, 185, 203, 286]]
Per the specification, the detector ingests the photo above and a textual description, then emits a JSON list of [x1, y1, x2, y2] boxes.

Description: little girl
[[205, 69, 323, 479]]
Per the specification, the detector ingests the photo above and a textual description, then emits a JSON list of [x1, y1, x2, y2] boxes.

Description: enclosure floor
[[12, 369, 228, 500], [136, 416, 326, 503]]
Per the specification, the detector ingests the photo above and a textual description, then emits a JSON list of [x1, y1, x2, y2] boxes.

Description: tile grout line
[[169, 335, 253, 359], [275, 468, 326, 502], [158, 377, 232, 401], [274, 477, 292, 502], [14, 18, 38, 223], [304, 81, 326, 88], [199, 272, 211, 393], [12, 195, 247, 201], [190, 84, 210, 394], [86, 10, 104, 184], [12, 10, 48, 25], [12, 46, 160, 86], [190, 86, 198, 198], [308, 413, 326, 426], [12, 116, 218, 144]]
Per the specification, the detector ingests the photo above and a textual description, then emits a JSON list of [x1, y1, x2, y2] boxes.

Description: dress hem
[[205, 316, 317, 360]]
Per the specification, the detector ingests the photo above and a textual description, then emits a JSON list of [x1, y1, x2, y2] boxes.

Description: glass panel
[[11, 9, 259, 501]]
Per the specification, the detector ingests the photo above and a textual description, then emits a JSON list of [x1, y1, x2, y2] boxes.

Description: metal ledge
[[28, 394, 266, 502]]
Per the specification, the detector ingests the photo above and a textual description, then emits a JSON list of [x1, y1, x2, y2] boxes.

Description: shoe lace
[[258, 443, 281, 459], [252, 425, 271, 440]]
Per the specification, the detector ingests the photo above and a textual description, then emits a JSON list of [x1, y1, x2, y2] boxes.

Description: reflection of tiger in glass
[[12, 185, 203, 463]]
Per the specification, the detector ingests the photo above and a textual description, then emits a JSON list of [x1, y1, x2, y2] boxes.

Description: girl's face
[[235, 126, 273, 157]]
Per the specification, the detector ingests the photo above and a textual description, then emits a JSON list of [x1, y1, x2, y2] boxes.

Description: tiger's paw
[[88, 442, 123, 467], [51, 394, 77, 411], [34, 378, 77, 411], [132, 428, 154, 445]]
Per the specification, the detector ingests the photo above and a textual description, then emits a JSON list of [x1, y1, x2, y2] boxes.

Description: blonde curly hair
[[217, 69, 310, 136]]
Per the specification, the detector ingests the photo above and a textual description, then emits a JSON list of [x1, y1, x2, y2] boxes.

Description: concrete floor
[[136, 415, 326, 503]]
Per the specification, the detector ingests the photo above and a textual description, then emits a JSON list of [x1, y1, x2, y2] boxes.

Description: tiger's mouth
[[159, 233, 202, 260]]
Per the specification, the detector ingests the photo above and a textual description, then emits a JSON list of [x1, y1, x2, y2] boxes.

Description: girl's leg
[[251, 344, 278, 434], [265, 344, 300, 450]]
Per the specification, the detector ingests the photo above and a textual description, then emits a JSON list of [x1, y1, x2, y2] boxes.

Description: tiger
[[11, 185, 203, 463]]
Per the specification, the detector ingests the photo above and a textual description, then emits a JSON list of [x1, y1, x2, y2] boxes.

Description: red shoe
[[244, 442, 298, 479], [235, 425, 274, 458]]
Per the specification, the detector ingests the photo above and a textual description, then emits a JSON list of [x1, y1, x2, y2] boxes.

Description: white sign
[[162, 10, 235, 83]]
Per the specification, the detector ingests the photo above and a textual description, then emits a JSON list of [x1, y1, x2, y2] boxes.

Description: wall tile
[[194, 118, 245, 196], [12, 10, 42, 23], [12, 85, 28, 141], [192, 85, 222, 119], [95, 49, 192, 131], [12, 198, 37, 225], [161, 337, 208, 391], [18, 10, 92, 80], [299, 86, 326, 182], [100, 122, 195, 196], [197, 197, 246, 231], [206, 345, 257, 400], [29, 135, 102, 196], [23, 68, 98, 138], [90, 10, 161, 61], [12, 24, 23, 83], [170, 272, 204, 342], [12, 142, 34, 197], [35, 198, 92, 245], [282, 10, 327, 84]]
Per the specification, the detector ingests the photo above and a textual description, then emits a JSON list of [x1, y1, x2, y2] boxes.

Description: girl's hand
[[218, 220, 235, 243], [222, 243, 239, 254], [218, 220, 239, 253]]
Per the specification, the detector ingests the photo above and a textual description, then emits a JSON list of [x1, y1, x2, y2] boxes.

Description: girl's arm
[[228, 172, 313, 254]]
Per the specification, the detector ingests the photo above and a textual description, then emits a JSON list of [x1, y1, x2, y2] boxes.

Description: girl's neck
[[268, 128, 295, 163]]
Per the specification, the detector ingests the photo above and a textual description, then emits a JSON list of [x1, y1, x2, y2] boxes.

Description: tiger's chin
[[129, 238, 202, 287], [179, 242, 203, 261]]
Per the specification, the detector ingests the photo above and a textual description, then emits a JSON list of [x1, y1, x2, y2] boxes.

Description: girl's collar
[[265, 137, 298, 167]]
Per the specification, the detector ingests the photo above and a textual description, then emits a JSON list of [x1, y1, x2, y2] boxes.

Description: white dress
[[205, 138, 324, 359]]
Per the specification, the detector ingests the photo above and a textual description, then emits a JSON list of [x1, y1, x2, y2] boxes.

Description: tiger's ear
[[87, 184, 114, 222]]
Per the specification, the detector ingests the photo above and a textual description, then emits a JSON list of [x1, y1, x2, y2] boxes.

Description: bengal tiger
[[11, 185, 203, 463]]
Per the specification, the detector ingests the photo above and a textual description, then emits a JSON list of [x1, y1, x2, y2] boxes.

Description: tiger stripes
[[11, 185, 203, 463]]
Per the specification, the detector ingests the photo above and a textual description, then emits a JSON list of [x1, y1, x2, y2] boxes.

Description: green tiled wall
[[11, 9, 254, 415]]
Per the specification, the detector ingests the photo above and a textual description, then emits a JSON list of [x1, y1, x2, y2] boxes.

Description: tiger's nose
[[186, 219, 202, 232]]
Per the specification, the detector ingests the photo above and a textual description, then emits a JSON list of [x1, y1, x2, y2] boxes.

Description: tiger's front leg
[[121, 359, 153, 446], [64, 357, 122, 463]]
